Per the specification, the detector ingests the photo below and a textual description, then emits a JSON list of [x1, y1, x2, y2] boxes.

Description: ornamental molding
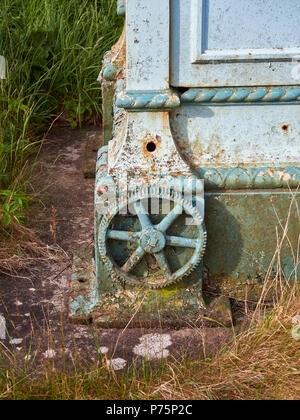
[[181, 86, 300, 104], [116, 90, 181, 111], [116, 86, 300, 111], [196, 166, 300, 190]]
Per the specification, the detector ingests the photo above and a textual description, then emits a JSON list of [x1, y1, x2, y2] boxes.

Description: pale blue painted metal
[[181, 86, 300, 104], [126, 0, 170, 91], [171, 102, 300, 170], [97, 191, 206, 289], [102, 64, 122, 81], [70, 0, 300, 326], [190, 0, 300, 62], [115, 86, 300, 110], [116, 90, 181, 110], [171, 0, 300, 87]]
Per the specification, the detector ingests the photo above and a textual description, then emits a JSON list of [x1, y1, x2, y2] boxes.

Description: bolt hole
[[281, 124, 289, 132], [78, 278, 87, 284], [146, 141, 156, 152]]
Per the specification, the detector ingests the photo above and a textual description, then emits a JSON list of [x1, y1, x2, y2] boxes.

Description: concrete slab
[[0, 126, 235, 372]]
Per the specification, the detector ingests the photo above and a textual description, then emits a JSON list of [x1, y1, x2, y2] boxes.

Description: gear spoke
[[156, 204, 183, 232], [134, 200, 153, 229], [166, 235, 198, 248], [121, 246, 145, 274], [107, 230, 140, 243], [154, 251, 172, 277]]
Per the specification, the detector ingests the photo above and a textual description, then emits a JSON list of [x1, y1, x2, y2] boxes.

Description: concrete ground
[[0, 126, 233, 372]]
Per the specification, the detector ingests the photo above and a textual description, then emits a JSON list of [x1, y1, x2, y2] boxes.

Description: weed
[[0, 0, 123, 234], [0, 0, 123, 269], [0, 190, 29, 227]]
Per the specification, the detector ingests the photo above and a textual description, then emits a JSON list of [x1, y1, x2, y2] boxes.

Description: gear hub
[[140, 228, 166, 253]]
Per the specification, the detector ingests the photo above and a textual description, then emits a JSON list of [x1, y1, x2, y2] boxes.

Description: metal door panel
[[171, 0, 300, 87]]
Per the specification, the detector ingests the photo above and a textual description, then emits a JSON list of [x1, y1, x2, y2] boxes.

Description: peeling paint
[[181, 86, 300, 104]]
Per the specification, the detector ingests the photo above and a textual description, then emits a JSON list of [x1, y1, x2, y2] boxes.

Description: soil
[[0, 126, 233, 372]]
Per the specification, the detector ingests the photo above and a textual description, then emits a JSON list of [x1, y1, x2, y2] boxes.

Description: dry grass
[[0, 191, 299, 400], [0, 281, 299, 400], [146, 292, 300, 400], [0, 288, 299, 400], [0, 221, 66, 274]]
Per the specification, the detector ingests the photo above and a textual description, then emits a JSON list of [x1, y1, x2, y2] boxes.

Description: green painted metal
[[71, 188, 300, 325], [70, 256, 208, 327], [204, 190, 300, 302], [195, 166, 300, 190], [69, 145, 215, 327]]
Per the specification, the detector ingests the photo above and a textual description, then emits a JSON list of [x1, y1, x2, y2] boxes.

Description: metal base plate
[[69, 249, 232, 328]]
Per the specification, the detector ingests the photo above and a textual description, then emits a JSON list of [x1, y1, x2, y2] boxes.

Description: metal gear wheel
[[98, 190, 206, 289]]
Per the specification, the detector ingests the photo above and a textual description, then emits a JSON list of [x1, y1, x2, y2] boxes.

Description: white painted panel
[[171, 0, 300, 86], [126, 0, 170, 91], [191, 0, 300, 62]]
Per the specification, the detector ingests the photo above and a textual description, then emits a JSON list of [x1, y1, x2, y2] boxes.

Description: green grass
[[1, 0, 299, 402], [0, 0, 123, 233]]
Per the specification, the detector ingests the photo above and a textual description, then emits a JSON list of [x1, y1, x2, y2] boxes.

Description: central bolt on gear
[[98, 190, 207, 289]]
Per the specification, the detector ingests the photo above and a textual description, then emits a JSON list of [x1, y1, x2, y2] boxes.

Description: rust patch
[[155, 135, 162, 143], [97, 185, 108, 195], [214, 149, 225, 160], [281, 124, 289, 133]]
